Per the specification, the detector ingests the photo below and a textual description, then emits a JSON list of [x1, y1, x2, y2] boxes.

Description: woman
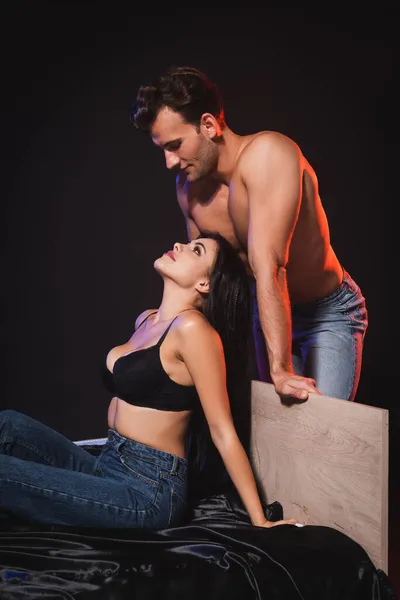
[[0, 233, 298, 530]]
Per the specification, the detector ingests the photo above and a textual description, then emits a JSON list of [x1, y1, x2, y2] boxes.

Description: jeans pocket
[[117, 447, 161, 489]]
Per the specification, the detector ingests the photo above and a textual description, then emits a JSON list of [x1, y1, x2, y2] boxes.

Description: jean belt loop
[[170, 455, 178, 475]]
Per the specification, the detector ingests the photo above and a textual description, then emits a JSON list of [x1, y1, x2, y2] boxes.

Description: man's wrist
[[270, 364, 293, 380]]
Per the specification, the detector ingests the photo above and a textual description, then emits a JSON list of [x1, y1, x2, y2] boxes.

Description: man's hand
[[272, 371, 322, 402]]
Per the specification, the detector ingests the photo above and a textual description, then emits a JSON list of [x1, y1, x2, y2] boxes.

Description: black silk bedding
[[0, 447, 397, 600]]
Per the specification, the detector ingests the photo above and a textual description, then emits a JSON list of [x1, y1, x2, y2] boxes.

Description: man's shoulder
[[241, 130, 297, 158], [236, 131, 301, 175]]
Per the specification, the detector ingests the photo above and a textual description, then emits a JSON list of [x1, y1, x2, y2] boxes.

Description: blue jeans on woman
[[253, 270, 368, 401], [0, 410, 188, 528]]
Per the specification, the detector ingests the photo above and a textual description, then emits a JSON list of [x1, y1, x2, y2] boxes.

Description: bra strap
[[156, 308, 198, 347], [136, 311, 157, 330]]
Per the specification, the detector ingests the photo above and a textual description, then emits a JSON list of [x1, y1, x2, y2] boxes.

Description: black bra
[[102, 311, 199, 412]]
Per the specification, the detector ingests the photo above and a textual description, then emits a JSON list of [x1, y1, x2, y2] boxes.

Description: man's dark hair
[[130, 66, 225, 132]]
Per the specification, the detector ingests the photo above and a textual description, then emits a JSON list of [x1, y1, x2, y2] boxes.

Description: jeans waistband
[[106, 429, 188, 476], [251, 267, 349, 301]]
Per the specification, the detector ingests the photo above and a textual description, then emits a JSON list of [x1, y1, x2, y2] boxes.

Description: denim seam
[[346, 332, 357, 401], [160, 470, 186, 485], [347, 304, 363, 401], [118, 455, 160, 488], [343, 301, 360, 401], [167, 489, 174, 527], [172, 486, 186, 505], [168, 489, 186, 527], [3, 478, 153, 514], [0, 438, 55, 466]]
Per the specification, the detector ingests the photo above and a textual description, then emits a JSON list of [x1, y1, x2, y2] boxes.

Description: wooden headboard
[[250, 381, 389, 572]]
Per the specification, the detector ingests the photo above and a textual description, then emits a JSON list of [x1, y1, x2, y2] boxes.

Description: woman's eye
[[193, 246, 201, 255]]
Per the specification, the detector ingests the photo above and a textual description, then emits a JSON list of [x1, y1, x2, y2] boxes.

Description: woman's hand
[[254, 518, 304, 528]]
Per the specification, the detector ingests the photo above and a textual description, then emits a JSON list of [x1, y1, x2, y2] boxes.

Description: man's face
[[150, 107, 218, 182]]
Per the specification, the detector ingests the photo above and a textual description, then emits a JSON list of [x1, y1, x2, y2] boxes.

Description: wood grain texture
[[250, 381, 389, 572]]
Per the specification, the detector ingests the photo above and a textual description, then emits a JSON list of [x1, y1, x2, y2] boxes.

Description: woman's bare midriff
[[107, 396, 191, 459]]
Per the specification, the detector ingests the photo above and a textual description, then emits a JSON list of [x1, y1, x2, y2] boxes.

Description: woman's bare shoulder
[[134, 309, 158, 330], [174, 310, 220, 346]]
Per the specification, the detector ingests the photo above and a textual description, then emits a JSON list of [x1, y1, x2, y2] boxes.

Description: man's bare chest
[[188, 181, 249, 250]]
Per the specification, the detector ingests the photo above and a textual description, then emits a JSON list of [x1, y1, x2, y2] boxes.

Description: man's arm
[[241, 133, 320, 400], [176, 172, 201, 241]]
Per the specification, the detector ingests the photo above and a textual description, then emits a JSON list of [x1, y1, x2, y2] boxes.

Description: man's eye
[[168, 142, 181, 151]]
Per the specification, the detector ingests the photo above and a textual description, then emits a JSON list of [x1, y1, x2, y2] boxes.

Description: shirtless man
[[130, 66, 368, 402]]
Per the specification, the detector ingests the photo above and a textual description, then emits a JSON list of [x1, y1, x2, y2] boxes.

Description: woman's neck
[[154, 290, 199, 323]]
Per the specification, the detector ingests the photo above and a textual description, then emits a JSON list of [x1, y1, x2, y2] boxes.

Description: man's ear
[[195, 278, 210, 295], [200, 113, 221, 140]]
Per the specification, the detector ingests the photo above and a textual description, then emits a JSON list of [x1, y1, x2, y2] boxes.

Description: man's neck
[[214, 127, 250, 185]]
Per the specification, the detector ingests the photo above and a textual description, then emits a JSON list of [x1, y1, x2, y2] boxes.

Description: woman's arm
[[177, 312, 299, 528]]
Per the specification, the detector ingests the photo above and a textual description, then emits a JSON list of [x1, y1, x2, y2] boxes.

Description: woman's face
[[154, 238, 218, 291]]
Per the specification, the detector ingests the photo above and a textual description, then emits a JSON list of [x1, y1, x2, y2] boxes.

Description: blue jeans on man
[[253, 270, 368, 401]]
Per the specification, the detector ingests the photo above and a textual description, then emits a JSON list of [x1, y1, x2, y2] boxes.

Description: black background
[[2, 4, 396, 449]]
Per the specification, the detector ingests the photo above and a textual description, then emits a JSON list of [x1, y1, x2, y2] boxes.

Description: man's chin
[[186, 170, 206, 183]]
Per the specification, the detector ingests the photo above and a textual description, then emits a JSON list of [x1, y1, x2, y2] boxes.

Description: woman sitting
[[0, 232, 298, 530]]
